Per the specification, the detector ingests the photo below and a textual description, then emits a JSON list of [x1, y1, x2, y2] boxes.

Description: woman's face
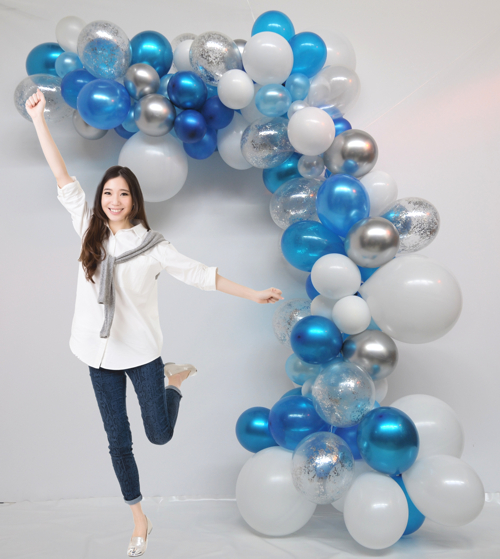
[[101, 176, 134, 226]]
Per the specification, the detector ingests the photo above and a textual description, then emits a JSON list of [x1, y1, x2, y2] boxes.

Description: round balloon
[[174, 109, 207, 143], [217, 69, 254, 110], [332, 459, 374, 512], [235, 407, 278, 453], [167, 71, 207, 110], [285, 353, 323, 386], [332, 296, 371, 335], [56, 16, 87, 53], [130, 30, 173, 77], [288, 107, 336, 156], [323, 129, 378, 178], [217, 113, 253, 170], [285, 73, 310, 101], [242, 32, 294, 85], [342, 330, 398, 381], [289, 32, 327, 78], [72, 110, 107, 139], [61, 68, 97, 109], [360, 170, 398, 217], [241, 117, 294, 169], [15, 74, 73, 123], [183, 127, 217, 159], [310, 253, 361, 300], [124, 63, 160, 100], [290, 315, 343, 365], [77, 79, 131, 130], [307, 65, 360, 116], [200, 95, 234, 129], [270, 177, 323, 229], [26, 42, 64, 76], [272, 298, 311, 347], [55, 51, 83, 78], [255, 84, 292, 118], [310, 295, 337, 319], [298, 155, 324, 178], [344, 217, 400, 268], [263, 152, 301, 194], [251, 10, 295, 40]]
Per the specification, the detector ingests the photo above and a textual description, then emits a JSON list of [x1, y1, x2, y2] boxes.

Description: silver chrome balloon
[[134, 94, 176, 136], [72, 110, 108, 139], [342, 330, 398, 381], [270, 177, 323, 229], [345, 217, 400, 268], [234, 39, 247, 56], [124, 63, 160, 100], [323, 129, 378, 178]]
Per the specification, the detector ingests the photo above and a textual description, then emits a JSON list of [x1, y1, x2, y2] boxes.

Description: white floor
[[1, 496, 499, 558]]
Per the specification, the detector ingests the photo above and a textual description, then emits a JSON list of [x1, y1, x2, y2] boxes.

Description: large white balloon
[[360, 170, 398, 216], [118, 132, 188, 202], [217, 69, 254, 110], [359, 255, 462, 343], [332, 296, 371, 335], [242, 32, 294, 85], [311, 254, 361, 300], [391, 394, 464, 459], [217, 113, 252, 170], [344, 472, 408, 549], [311, 295, 337, 319], [403, 455, 484, 527], [310, 28, 356, 71], [56, 16, 86, 53], [235, 446, 317, 536], [332, 460, 374, 513], [173, 40, 194, 72], [287, 107, 336, 156]]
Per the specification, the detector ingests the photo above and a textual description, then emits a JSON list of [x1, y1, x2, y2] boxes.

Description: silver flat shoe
[[164, 362, 197, 379], [127, 515, 153, 557]]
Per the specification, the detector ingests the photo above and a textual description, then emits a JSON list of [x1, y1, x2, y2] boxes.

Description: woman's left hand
[[253, 287, 284, 304]]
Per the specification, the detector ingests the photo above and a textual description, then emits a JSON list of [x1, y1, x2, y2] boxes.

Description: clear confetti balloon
[[270, 177, 323, 229], [298, 155, 324, 178], [14, 74, 73, 123], [241, 117, 294, 168], [292, 432, 355, 504], [77, 20, 132, 80], [382, 197, 440, 254], [189, 31, 242, 86], [272, 298, 311, 347]]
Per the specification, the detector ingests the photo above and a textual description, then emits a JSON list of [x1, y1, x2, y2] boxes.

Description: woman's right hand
[[25, 88, 46, 121]]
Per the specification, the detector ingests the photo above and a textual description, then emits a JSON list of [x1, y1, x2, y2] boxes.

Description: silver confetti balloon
[[270, 177, 323, 229], [307, 65, 360, 117], [323, 129, 378, 178], [272, 298, 311, 347], [298, 155, 325, 178], [345, 217, 400, 268], [134, 94, 176, 136], [292, 432, 354, 504], [382, 197, 440, 253], [72, 110, 108, 139], [241, 117, 294, 168], [342, 330, 398, 381], [124, 63, 160, 100], [189, 31, 242, 86]]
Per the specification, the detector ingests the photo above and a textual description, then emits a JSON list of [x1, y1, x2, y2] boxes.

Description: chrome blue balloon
[[269, 395, 331, 450], [61, 69, 97, 109], [251, 10, 295, 40], [392, 475, 426, 536], [114, 124, 135, 139], [263, 152, 301, 193], [305, 273, 320, 300], [289, 32, 327, 78], [157, 73, 174, 98], [121, 101, 139, 133], [290, 315, 343, 364], [167, 71, 207, 110], [235, 406, 278, 453], [206, 83, 218, 99], [174, 110, 207, 143], [359, 265, 378, 282], [183, 127, 217, 159], [281, 220, 346, 272], [255, 84, 292, 117], [26, 42, 64, 77], [316, 174, 370, 238], [130, 30, 173, 77], [357, 407, 419, 475], [77, 79, 131, 130], [285, 353, 323, 385], [285, 73, 310, 101], [55, 52, 83, 78], [335, 424, 362, 460], [333, 117, 352, 135], [201, 96, 234, 129], [281, 387, 303, 399]]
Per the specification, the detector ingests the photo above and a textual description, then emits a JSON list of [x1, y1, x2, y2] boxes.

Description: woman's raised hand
[[254, 287, 284, 304], [25, 88, 46, 121]]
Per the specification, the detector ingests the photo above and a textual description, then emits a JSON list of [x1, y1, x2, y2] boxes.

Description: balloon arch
[[15, 10, 484, 551]]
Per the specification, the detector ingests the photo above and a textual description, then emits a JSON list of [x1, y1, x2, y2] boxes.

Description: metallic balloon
[[130, 30, 173, 77], [263, 152, 301, 193], [55, 51, 83, 78], [344, 217, 400, 268], [240, 117, 294, 168], [342, 330, 398, 381], [189, 31, 242, 86], [270, 177, 323, 229], [235, 407, 278, 453], [26, 42, 64, 76], [134, 93, 176, 136], [290, 315, 343, 365], [72, 110, 108, 139], [307, 65, 360, 116], [382, 197, 440, 253], [157, 73, 174, 98], [291, 432, 354, 504], [234, 39, 247, 56], [272, 298, 311, 347], [124, 63, 160, 100], [324, 129, 378, 178]]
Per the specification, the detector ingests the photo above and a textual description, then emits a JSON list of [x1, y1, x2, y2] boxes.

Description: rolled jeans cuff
[[166, 385, 182, 397], [125, 494, 143, 505]]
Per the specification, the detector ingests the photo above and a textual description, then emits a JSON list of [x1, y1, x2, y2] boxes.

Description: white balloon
[[332, 296, 371, 335], [217, 69, 254, 110], [240, 84, 264, 123], [360, 171, 398, 216], [344, 472, 408, 549], [56, 16, 86, 53], [311, 295, 337, 319], [287, 107, 336, 156], [310, 28, 356, 71], [236, 446, 317, 536], [118, 132, 188, 202], [217, 113, 252, 170], [374, 378, 389, 403], [173, 40, 194, 72], [332, 460, 374, 512], [403, 455, 484, 527], [242, 32, 294, 85], [390, 394, 465, 459], [311, 254, 361, 300]]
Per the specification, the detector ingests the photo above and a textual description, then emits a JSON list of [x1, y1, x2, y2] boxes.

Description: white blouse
[[57, 177, 218, 370]]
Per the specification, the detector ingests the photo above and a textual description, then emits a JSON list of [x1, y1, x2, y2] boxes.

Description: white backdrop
[[1, 0, 499, 503]]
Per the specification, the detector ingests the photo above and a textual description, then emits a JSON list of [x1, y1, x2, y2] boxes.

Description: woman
[[25, 89, 284, 557]]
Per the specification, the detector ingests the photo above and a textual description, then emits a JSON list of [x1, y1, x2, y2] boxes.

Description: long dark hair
[[79, 166, 152, 284]]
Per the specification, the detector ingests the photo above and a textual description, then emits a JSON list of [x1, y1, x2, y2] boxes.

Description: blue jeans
[[88, 356, 182, 505]]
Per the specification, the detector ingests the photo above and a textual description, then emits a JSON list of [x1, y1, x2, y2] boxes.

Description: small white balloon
[[217, 113, 252, 170], [242, 32, 294, 85], [373, 378, 389, 403], [332, 460, 374, 513], [311, 295, 338, 318], [360, 170, 398, 216], [56, 16, 86, 53], [287, 99, 309, 119], [240, 84, 264, 123], [311, 253, 361, 300], [173, 40, 194, 72], [332, 296, 371, 335], [288, 107, 336, 156], [217, 69, 254, 110]]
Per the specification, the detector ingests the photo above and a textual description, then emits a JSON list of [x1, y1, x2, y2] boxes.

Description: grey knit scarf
[[98, 229, 168, 338]]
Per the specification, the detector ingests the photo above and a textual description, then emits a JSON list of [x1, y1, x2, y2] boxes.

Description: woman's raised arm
[[26, 88, 73, 188]]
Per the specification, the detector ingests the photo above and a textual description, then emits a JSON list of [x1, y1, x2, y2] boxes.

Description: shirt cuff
[[207, 266, 218, 291], [57, 176, 79, 196]]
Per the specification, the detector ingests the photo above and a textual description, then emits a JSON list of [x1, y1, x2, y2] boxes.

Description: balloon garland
[[15, 10, 484, 551]]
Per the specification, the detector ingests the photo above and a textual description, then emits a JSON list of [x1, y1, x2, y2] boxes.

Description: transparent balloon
[[285, 73, 310, 101], [55, 51, 83, 78], [307, 65, 360, 116], [287, 99, 309, 119], [270, 177, 323, 229], [217, 112, 253, 170], [360, 170, 398, 217], [272, 298, 311, 347], [298, 155, 324, 178], [240, 117, 294, 168], [285, 353, 323, 386]]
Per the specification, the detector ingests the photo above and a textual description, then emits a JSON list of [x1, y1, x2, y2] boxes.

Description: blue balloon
[[305, 273, 320, 300], [285, 73, 310, 101], [255, 84, 292, 117], [157, 73, 174, 99], [121, 101, 139, 133], [392, 475, 426, 536], [206, 83, 218, 99], [289, 32, 327, 78], [130, 31, 173, 77], [335, 424, 362, 460], [61, 69, 97, 109], [262, 152, 301, 193], [26, 42, 64, 77], [281, 220, 346, 272], [174, 110, 207, 143], [235, 406, 278, 453], [183, 127, 217, 159], [114, 124, 136, 139], [281, 387, 303, 399], [77, 79, 131, 130], [285, 353, 323, 385], [269, 395, 331, 450], [201, 96, 234, 130], [290, 315, 343, 364], [358, 265, 378, 282], [251, 10, 295, 40], [167, 71, 207, 110], [316, 174, 370, 238], [333, 117, 352, 135], [357, 407, 419, 476], [55, 52, 83, 78]]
